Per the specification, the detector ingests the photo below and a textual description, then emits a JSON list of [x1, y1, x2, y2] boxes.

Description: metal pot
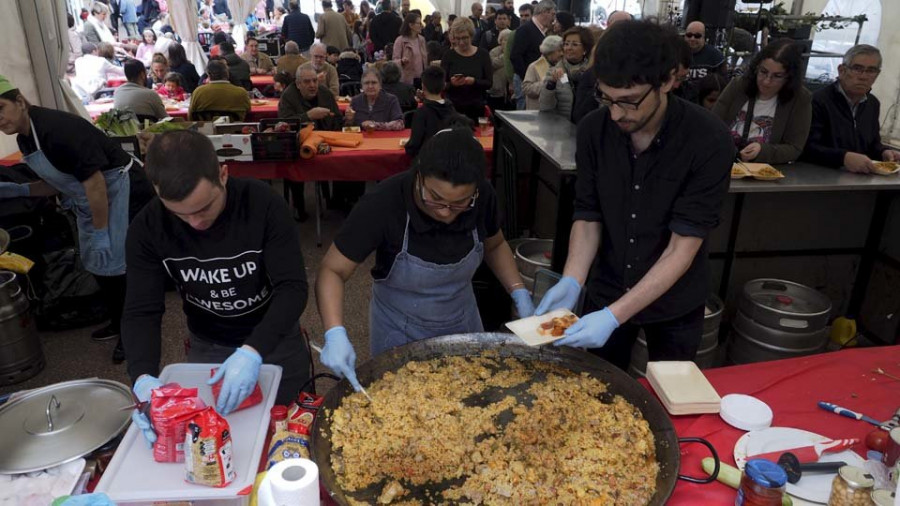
[[0, 271, 44, 385], [310, 333, 720, 505], [514, 239, 553, 280]]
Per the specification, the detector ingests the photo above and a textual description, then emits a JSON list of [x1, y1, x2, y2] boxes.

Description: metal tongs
[[310, 342, 375, 403]]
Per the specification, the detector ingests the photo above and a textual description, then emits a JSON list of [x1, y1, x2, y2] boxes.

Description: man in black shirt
[[802, 44, 900, 172], [480, 8, 510, 51], [684, 21, 725, 82], [122, 131, 310, 443], [369, 0, 402, 53], [502, 0, 520, 29], [535, 21, 734, 370]]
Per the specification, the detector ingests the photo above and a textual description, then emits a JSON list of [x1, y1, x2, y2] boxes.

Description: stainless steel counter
[[494, 110, 900, 192]]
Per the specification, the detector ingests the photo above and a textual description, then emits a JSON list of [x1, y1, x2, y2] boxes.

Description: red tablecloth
[[85, 99, 280, 122], [228, 129, 494, 182], [107, 77, 126, 88], [658, 345, 900, 504], [250, 74, 274, 92]]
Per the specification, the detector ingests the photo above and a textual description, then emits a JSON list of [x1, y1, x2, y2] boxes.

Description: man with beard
[[534, 21, 734, 371]]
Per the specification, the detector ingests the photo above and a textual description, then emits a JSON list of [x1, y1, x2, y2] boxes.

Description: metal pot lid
[[0, 379, 133, 474], [744, 279, 832, 316]]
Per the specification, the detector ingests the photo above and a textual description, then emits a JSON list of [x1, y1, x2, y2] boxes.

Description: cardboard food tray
[[646, 361, 720, 414], [505, 309, 578, 346], [872, 161, 900, 175], [731, 163, 750, 179], [742, 163, 785, 180], [96, 363, 282, 505]]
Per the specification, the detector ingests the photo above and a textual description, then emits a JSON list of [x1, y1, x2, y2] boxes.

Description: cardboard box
[[208, 134, 253, 162]]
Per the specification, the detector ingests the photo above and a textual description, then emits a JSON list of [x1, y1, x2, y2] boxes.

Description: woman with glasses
[[523, 35, 562, 110], [539, 27, 594, 118], [315, 128, 534, 390], [393, 13, 428, 86], [441, 17, 493, 122], [713, 39, 811, 164], [345, 68, 404, 130]]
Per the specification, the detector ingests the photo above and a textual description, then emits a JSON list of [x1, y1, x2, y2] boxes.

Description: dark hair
[[213, 31, 227, 44], [273, 71, 294, 87], [381, 61, 401, 83], [326, 45, 340, 55], [414, 128, 484, 185], [380, 0, 391, 10], [519, 4, 533, 14], [495, 8, 511, 19], [124, 59, 147, 81], [745, 38, 803, 103], [219, 41, 235, 54], [562, 26, 594, 59], [410, 8, 421, 17], [164, 72, 183, 86], [68, 13, 75, 28], [421, 64, 445, 94], [697, 72, 728, 104], [322, 0, 333, 8], [146, 131, 222, 201], [448, 14, 457, 23], [426, 40, 444, 63], [555, 11, 575, 32], [168, 43, 188, 68], [675, 36, 692, 69], [246, 36, 259, 45], [206, 59, 228, 80], [0, 88, 27, 106], [593, 20, 677, 89], [399, 12, 421, 37]]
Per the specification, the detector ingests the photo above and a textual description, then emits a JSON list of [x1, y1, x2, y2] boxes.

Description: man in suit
[[316, 0, 352, 50], [282, 0, 315, 52], [509, 0, 555, 109]]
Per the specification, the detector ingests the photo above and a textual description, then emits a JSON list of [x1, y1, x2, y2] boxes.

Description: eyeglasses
[[684, 32, 703, 39], [594, 86, 655, 111], [757, 67, 787, 82], [563, 41, 583, 48], [847, 64, 881, 76], [418, 176, 478, 212]]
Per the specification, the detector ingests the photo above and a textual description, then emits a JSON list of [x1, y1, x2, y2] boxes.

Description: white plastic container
[[96, 363, 282, 505]]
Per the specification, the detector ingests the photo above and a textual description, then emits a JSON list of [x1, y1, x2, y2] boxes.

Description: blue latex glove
[[89, 228, 112, 267], [554, 307, 620, 349], [132, 375, 163, 448], [534, 276, 582, 316], [57, 493, 116, 506], [320, 326, 363, 392], [511, 288, 535, 318], [0, 182, 30, 199], [207, 345, 262, 415]]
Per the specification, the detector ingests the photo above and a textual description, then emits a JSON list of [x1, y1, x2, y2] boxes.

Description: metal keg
[[629, 295, 724, 377], [514, 239, 553, 291], [728, 279, 832, 365], [0, 270, 45, 385]]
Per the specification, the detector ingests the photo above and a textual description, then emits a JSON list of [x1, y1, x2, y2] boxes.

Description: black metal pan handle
[[677, 437, 720, 484]]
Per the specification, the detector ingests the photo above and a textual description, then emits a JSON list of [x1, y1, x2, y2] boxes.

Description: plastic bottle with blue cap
[[736, 459, 787, 506]]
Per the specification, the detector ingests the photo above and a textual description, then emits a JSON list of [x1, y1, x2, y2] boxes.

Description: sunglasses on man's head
[[684, 32, 704, 39]]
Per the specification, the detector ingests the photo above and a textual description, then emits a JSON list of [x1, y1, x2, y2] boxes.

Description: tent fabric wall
[[168, 0, 208, 75], [0, 2, 37, 158], [227, 0, 257, 51]]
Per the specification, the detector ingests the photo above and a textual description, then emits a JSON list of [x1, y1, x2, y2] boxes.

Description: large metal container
[[629, 295, 724, 377], [0, 270, 45, 385], [728, 279, 832, 365], [514, 239, 553, 281]]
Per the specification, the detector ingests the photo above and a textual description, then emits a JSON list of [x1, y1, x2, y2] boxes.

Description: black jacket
[[510, 20, 544, 79], [282, 10, 315, 51], [223, 52, 252, 90], [169, 62, 200, 93], [405, 99, 457, 157], [370, 12, 401, 52], [802, 81, 886, 167], [571, 67, 597, 124], [383, 82, 418, 112]]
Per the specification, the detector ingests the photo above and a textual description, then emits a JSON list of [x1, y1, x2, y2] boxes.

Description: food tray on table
[[733, 162, 785, 180], [872, 161, 900, 175], [95, 363, 282, 505]]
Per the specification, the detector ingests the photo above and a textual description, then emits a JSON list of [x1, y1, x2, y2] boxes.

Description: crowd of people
[[2, 0, 896, 413]]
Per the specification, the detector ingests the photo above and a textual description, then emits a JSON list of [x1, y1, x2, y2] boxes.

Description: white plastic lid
[[719, 394, 773, 431]]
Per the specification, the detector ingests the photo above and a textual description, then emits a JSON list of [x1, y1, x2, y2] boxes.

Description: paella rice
[[328, 353, 659, 505]]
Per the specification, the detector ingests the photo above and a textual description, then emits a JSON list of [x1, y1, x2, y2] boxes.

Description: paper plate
[[734, 427, 865, 504], [872, 161, 900, 175], [505, 309, 578, 346]]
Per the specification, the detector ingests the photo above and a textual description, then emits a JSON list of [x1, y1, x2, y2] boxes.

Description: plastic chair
[[339, 81, 361, 97]]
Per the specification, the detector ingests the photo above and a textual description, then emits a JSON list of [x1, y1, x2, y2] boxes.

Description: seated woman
[[157, 72, 186, 101], [380, 62, 418, 112], [345, 68, 404, 131], [713, 39, 811, 164], [523, 35, 562, 111], [539, 27, 594, 119]]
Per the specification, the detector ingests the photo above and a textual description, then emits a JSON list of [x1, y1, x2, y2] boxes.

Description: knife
[[748, 438, 859, 464], [818, 401, 884, 426]]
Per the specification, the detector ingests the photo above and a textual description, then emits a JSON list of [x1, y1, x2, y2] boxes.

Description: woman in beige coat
[[522, 36, 562, 110]]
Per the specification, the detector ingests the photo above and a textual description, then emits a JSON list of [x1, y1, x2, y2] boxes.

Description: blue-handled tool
[[818, 401, 884, 426]]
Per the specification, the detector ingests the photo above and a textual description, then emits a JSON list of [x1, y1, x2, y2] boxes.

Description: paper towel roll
[[258, 458, 320, 506]]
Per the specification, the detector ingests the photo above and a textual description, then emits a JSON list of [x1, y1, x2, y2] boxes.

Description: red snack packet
[[287, 391, 325, 437], [185, 407, 236, 488], [209, 368, 263, 412], [150, 384, 206, 463]]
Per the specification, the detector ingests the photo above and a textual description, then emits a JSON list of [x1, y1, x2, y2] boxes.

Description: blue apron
[[22, 120, 131, 276], [369, 214, 484, 356]]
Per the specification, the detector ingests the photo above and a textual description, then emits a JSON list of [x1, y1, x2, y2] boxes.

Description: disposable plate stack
[[646, 361, 721, 415]]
